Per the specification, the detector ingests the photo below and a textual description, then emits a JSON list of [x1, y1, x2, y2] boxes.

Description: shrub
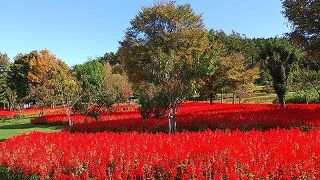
[[286, 91, 320, 103]]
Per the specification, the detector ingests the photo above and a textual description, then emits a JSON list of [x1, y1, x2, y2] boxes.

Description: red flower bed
[[32, 114, 95, 125], [31, 111, 142, 125], [0, 110, 15, 119], [113, 104, 139, 112], [31, 105, 140, 125], [0, 129, 319, 179], [69, 103, 320, 133], [0, 107, 65, 119]]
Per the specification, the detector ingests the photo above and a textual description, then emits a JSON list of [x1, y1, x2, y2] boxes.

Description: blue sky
[[0, 0, 290, 65]]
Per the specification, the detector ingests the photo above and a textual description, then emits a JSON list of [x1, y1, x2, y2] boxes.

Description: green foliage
[[0, 166, 39, 180], [74, 60, 132, 119], [289, 66, 320, 101], [282, 0, 320, 63], [138, 93, 153, 119], [209, 30, 259, 64], [0, 166, 24, 180], [99, 52, 120, 66], [0, 53, 11, 106], [138, 89, 170, 119], [8, 53, 30, 100], [75, 60, 106, 91], [74, 60, 112, 116], [219, 53, 260, 99], [208, 30, 268, 84], [259, 38, 301, 107], [285, 91, 320, 104]]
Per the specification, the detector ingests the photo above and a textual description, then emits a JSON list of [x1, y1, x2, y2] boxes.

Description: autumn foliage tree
[[218, 53, 260, 103], [8, 50, 68, 108], [119, 1, 211, 133], [30, 50, 70, 112]]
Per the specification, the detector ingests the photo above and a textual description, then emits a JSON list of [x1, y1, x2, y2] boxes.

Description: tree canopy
[[282, 0, 320, 64], [119, 1, 211, 132], [259, 38, 301, 107], [0, 53, 11, 107]]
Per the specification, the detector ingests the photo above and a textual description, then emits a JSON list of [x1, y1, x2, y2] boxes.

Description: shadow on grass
[[0, 123, 62, 130]]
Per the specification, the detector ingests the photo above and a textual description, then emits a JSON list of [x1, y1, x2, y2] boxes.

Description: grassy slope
[[0, 118, 62, 141], [213, 93, 277, 104]]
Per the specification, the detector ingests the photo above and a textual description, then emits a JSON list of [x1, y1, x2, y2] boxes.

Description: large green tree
[[282, 0, 320, 63], [51, 69, 81, 129], [74, 60, 132, 120], [282, 0, 320, 100], [259, 38, 301, 107], [119, 1, 210, 133], [8, 53, 30, 101], [0, 53, 11, 109]]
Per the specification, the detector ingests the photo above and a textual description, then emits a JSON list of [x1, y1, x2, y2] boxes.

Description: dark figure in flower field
[[168, 104, 177, 133]]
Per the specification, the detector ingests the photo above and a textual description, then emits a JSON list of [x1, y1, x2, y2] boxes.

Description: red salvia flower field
[[44, 103, 320, 133], [1, 129, 320, 179], [0, 107, 66, 119], [1, 102, 320, 179]]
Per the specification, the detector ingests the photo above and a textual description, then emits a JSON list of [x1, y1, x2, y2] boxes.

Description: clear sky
[[0, 0, 290, 65]]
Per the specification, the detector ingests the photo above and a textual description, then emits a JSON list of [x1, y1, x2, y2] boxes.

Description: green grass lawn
[[213, 93, 277, 104], [0, 117, 62, 141]]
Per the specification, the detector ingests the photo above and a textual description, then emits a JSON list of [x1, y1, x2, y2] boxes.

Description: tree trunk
[[220, 88, 224, 104], [39, 107, 45, 117], [232, 93, 236, 104], [209, 91, 213, 104], [66, 107, 73, 132], [305, 95, 309, 104], [9, 103, 13, 111], [279, 95, 286, 108]]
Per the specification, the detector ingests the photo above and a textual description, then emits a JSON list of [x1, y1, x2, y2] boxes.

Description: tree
[[260, 38, 301, 107], [282, 0, 320, 63], [27, 50, 71, 115], [219, 53, 260, 103], [199, 31, 262, 104], [119, 1, 210, 133], [99, 52, 120, 66], [8, 53, 30, 101], [8, 49, 70, 113], [282, 0, 320, 102], [52, 69, 81, 130], [208, 30, 268, 84], [290, 64, 320, 102], [0, 53, 12, 109], [8, 50, 64, 104], [74, 60, 132, 120]]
